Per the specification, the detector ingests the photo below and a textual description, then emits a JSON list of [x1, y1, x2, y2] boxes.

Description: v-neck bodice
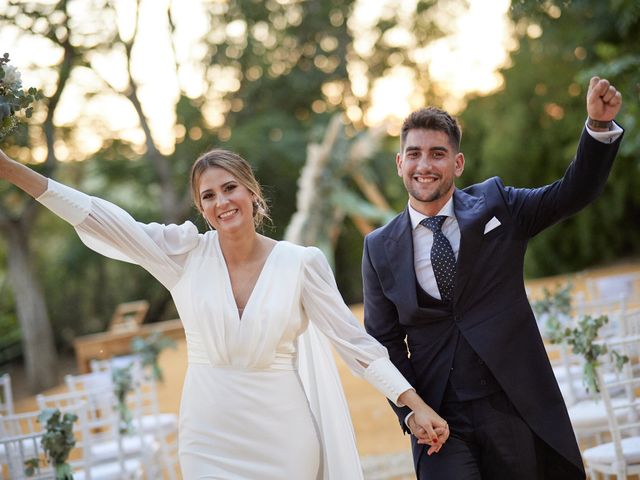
[[171, 233, 303, 370], [215, 237, 281, 323]]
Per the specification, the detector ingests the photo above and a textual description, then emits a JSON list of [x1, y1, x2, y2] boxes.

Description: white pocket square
[[484, 216, 502, 234]]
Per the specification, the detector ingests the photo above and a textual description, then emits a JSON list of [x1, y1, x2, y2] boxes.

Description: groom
[[362, 76, 623, 479]]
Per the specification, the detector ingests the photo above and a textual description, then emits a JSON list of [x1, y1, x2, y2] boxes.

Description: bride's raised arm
[[0, 148, 199, 289]]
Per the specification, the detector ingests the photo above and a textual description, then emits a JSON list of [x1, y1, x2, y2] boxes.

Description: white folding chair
[[1, 430, 52, 480], [90, 357, 178, 479], [619, 309, 640, 338], [546, 340, 615, 446], [36, 388, 154, 479], [548, 312, 635, 447], [1, 400, 144, 480], [587, 273, 639, 303], [0, 373, 14, 417], [582, 334, 640, 479], [0, 409, 41, 436], [0, 409, 43, 472]]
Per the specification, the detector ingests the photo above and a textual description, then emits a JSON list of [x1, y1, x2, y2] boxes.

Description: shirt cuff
[[404, 411, 415, 429], [363, 357, 413, 407], [585, 119, 623, 144], [36, 179, 92, 226]]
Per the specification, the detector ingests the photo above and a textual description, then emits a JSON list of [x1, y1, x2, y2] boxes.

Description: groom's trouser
[[415, 390, 542, 480]]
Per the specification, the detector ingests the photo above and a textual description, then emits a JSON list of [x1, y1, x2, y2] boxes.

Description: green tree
[[459, 0, 640, 277], [0, 0, 82, 391]]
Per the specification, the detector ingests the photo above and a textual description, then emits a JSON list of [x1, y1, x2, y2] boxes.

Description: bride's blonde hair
[[190, 149, 270, 229]]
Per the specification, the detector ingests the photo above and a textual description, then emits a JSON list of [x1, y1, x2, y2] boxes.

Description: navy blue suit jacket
[[362, 128, 623, 479]]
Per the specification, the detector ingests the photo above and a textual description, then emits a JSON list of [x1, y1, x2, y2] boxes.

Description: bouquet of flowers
[[0, 52, 42, 140]]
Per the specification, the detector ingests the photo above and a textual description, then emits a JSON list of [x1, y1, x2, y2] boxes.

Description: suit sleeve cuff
[[36, 179, 92, 226], [404, 410, 415, 430], [585, 119, 623, 144], [364, 357, 413, 407]]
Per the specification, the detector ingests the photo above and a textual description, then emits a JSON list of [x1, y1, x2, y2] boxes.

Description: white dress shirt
[[408, 197, 460, 301]]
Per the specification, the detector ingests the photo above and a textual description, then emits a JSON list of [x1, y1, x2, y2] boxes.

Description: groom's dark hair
[[400, 107, 462, 152]]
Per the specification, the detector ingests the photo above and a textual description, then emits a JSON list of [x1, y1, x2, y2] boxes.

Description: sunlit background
[[2, 0, 514, 158], [2, 0, 639, 435]]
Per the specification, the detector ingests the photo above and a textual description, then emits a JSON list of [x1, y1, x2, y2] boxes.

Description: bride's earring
[[204, 216, 214, 231], [252, 194, 260, 217]]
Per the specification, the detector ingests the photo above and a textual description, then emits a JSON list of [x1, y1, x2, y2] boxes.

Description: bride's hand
[[0, 148, 48, 196], [409, 405, 449, 455]]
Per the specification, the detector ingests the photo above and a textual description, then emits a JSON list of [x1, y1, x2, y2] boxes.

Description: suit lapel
[[453, 188, 487, 303], [384, 209, 419, 308]]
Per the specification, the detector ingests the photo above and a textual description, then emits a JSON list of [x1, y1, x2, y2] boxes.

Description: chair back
[[595, 334, 640, 464], [0, 410, 41, 437], [90, 357, 163, 426], [1, 402, 90, 480], [587, 273, 639, 301], [0, 373, 14, 417], [1, 430, 52, 479], [36, 388, 125, 474]]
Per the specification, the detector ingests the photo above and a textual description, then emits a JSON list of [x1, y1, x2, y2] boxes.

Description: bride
[[0, 146, 449, 479]]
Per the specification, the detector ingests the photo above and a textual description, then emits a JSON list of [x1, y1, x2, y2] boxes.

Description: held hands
[[407, 404, 450, 455], [586, 76, 622, 126]]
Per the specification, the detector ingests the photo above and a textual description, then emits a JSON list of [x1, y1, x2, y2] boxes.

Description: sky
[[1, 0, 515, 158], [359, 0, 514, 124]]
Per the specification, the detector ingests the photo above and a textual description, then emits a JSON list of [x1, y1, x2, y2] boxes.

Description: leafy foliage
[[112, 364, 134, 434], [563, 314, 628, 393], [460, 0, 640, 278], [131, 332, 177, 383], [26, 408, 78, 479], [531, 283, 573, 344], [530, 282, 629, 393]]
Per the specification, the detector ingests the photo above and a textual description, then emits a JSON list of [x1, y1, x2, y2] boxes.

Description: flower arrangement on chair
[[131, 332, 177, 383], [532, 283, 628, 393], [532, 282, 573, 344], [112, 364, 135, 434], [25, 408, 78, 480]]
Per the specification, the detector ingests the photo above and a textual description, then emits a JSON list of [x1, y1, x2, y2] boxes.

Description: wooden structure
[[107, 300, 150, 333], [73, 301, 184, 373]]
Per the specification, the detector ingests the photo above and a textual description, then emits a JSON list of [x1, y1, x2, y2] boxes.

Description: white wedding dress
[[37, 179, 413, 479]]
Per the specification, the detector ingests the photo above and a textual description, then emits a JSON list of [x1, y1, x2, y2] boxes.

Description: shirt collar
[[408, 196, 455, 230]]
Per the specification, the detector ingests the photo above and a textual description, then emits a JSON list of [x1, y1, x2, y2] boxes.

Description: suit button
[[480, 379, 487, 386], [478, 359, 484, 366]]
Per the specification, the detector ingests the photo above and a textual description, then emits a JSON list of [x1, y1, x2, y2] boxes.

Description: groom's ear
[[454, 152, 465, 178], [396, 152, 403, 177]]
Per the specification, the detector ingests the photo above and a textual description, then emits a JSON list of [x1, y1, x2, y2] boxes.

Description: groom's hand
[[587, 76, 622, 125], [408, 408, 450, 455]]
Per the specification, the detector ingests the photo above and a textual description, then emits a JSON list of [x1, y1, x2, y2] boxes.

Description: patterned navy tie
[[420, 215, 456, 303]]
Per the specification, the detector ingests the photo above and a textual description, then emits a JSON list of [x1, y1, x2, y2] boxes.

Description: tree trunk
[[4, 220, 58, 393]]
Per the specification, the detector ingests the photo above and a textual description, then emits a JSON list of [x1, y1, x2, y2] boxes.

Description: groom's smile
[[396, 128, 465, 216]]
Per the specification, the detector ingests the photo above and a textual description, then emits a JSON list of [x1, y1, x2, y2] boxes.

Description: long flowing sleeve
[[300, 246, 412, 406], [36, 179, 200, 289]]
